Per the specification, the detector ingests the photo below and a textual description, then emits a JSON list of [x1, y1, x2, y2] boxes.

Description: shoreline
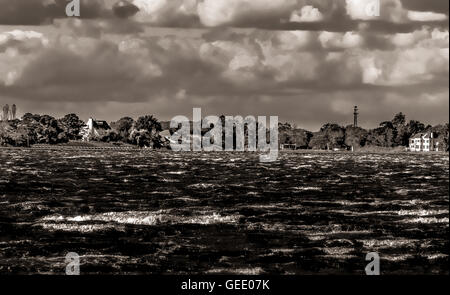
[[0, 145, 448, 154]]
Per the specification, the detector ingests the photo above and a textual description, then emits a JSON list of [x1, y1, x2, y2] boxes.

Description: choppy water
[[0, 150, 448, 274]]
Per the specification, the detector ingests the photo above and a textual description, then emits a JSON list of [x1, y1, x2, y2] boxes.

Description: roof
[[89, 118, 111, 130], [410, 131, 433, 140]]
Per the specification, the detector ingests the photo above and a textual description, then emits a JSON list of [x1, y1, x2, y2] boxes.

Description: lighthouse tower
[[353, 106, 358, 127]]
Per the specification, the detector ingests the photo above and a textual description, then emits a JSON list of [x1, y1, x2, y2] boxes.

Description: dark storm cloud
[[0, 0, 112, 25], [0, 0, 448, 31], [113, 1, 140, 19], [401, 0, 449, 15]]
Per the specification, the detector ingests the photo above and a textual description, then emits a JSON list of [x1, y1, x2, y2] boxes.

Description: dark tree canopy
[[1, 111, 447, 150], [58, 114, 85, 140], [110, 117, 135, 143], [135, 115, 162, 133]]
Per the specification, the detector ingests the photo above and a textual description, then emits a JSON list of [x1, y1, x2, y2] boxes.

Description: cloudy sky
[[0, 0, 448, 130]]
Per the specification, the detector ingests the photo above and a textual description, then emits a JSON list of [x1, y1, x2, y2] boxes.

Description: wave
[[37, 210, 242, 232]]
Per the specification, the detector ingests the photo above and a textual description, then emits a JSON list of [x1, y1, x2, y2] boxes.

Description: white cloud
[[290, 5, 324, 22], [0, 30, 48, 46], [5, 70, 19, 86], [346, 0, 410, 23], [197, 0, 296, 27], [346, 0, 381, 20], [360, 56, 382, 84], [272, 30, 318, 51], [390, 28, 449, 48], [319, 31, 363, 49], [407, 10, 448, 22], [131, 0, 198, 25], [376, 47, 448, 86], [391, 29, 429, 47]]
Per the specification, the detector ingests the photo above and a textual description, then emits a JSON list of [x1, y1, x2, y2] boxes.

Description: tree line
[[279, 113, 449, 152], [0, 113, 166, 148], [0, 112, 449, 151]]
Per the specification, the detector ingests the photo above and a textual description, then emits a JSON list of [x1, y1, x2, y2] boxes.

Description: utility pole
[[354, 106, 358, 127]]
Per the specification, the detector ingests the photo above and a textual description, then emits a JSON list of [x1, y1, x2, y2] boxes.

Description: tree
[[445, 123, 450, 152], [59, 114, 84, 140], [278, 122, 293, 132], [21, 114, 67, 144], [388, 113, 409, 146], [366, 121, 396, 148], [309, 123, 346, 150], [406, 120, 426, 136], [111, 117, 135, 142], [22, 113, 41, 122], [129, 115, 163, 148], [392, 112, 406, 127], [5, 113, 69, 145], [430, 124, 450, 152], [95, 129, 120, 143], [135, 115, 162, 133], [279, 127, 312, 149], [0, 121, 29, 146], [380, 121, 394, 129], [345, 126, 368, 149], [37, 115, 64, 144]]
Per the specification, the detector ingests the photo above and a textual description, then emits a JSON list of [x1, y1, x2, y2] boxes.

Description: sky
[[0, 0, 448, 131]]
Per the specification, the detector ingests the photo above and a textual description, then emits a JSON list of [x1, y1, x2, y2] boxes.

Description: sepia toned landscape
[[1, 0, 449, 277]]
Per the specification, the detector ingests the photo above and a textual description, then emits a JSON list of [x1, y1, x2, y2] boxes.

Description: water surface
[[0, 150, 448, 274]]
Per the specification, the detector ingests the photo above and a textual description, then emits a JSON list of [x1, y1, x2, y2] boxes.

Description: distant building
[[0, 104, 17, 121], [353, 106, 358, 127], [80, 118, 111, 141], [2, 104, 9, 121], [11, 104, 16, 120], [409, 131, 440, 152]]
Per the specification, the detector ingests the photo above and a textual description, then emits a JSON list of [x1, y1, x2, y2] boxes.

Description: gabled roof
[[88, 118, 111, 130], [410, 131, 433, 140], [94, 121, 110, 129]]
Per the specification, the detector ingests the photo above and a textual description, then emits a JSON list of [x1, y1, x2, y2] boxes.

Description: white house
[[80, 118, 111, 141], [409, 132, 440, 152]]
